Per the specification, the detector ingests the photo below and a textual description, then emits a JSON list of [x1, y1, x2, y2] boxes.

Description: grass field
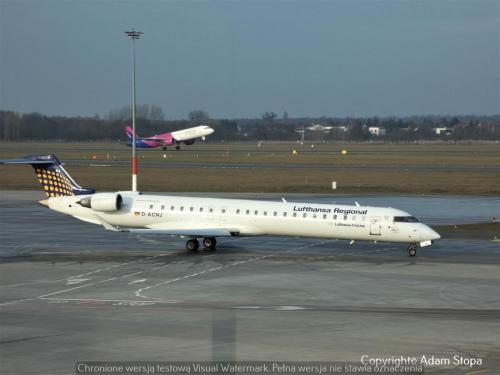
[[1, 141, 499, 195]]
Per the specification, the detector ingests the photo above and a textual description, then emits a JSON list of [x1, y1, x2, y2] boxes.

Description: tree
[[106, 104, 165, 121], [262, 112, 277, 123], [188, 110, 210, 122]]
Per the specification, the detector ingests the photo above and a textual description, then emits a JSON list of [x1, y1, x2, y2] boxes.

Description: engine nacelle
[[77, 193, 123, 212]]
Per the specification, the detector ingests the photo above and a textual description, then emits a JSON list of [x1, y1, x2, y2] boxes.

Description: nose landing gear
[[407, 243, 417, 257]]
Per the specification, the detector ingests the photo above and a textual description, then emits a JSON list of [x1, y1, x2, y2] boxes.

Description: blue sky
[[1, 0, 498, 119]]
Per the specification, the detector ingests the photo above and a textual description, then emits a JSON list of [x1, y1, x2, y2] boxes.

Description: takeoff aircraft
[[125, 125, 214, 150], [0, 155, 440, 256]]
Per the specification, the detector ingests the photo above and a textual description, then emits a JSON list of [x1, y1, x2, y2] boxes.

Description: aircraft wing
[[121, 228, 241, 237]]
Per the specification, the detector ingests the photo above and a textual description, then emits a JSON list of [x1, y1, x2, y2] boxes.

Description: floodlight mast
[[124, 29, 143, 192]]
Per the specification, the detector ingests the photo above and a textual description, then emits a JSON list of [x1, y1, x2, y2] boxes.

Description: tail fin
[[125, 126, 138, 142], [0, 155, 95, 197]]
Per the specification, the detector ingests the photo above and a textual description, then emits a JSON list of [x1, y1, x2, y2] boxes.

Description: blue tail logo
[[0, 155, 95, 198]]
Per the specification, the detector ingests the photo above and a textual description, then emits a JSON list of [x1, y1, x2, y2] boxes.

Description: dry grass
[[1, 142, 499, 195]]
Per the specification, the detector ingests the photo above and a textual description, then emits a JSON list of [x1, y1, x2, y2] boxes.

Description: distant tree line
[[0, 108, 498, 142]]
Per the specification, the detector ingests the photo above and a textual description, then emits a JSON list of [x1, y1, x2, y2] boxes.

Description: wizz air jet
[[0, 155, 440, 256], [125, 125, 214, 150]]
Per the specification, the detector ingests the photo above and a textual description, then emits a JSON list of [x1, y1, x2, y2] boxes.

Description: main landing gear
[[407, 243, 417, 257], [185, 237, 217, 252], [203, 237, 217, 251], [186, 239, 199, 251]]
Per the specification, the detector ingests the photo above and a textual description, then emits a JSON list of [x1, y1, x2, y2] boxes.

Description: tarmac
[[0, 192, 499, 374]]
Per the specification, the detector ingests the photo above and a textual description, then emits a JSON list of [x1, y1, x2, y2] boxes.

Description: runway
[[0, 192, 499, 374]]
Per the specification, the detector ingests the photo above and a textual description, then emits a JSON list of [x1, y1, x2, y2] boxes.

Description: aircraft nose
[[426, 226, 441, 240]]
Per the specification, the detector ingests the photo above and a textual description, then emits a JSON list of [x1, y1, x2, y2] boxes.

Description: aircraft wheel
[[162, 146, 167, 150], [203, 237, 217, 251], [186, 239, 199, 251], [176, 145, 180, 150], [407, 243, 417, 257]]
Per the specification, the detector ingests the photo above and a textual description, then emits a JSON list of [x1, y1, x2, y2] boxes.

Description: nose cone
[[427, 227, 441, 241], [207, 127, 214, 135]]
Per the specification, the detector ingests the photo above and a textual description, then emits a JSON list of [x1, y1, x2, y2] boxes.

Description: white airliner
[[306, 124, 333, 132], [0, 155, 440, 256]]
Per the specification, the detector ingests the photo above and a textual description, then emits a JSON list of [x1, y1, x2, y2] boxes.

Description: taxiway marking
[[128, 279, 147, 285], [135, 254, 270, 299], [0, 298, 36, 306], [39, 297, 178, 304], [38, 277, 118, 298], [66, 278, 91, 285]]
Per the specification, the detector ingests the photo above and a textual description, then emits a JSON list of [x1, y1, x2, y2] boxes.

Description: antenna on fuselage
[[124, 29, 143, 192]]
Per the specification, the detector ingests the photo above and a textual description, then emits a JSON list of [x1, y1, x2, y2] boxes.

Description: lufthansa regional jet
[[125, 125, 214, 150], [0, 155, 440, 256]]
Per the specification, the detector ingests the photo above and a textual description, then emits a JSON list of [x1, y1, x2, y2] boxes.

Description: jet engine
[[77, 193, 123, 212]]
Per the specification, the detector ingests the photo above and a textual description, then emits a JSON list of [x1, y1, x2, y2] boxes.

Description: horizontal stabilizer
[[0, 156, 59, 165]]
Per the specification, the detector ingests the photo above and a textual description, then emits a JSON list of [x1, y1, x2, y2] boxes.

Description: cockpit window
[[394, 216, 419, 223]]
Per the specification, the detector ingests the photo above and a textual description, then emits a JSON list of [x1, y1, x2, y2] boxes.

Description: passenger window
[[180, 206, 184, 211], [344, 215, 348, 220], [190, 207, 193, 212], [161, 205, 165, 210], [293, 212, 297, 218], [333, 214, 337, 220], [303, 213, 307, 218], [263, 211, 267, 216], [150, 204, 154, 209], [254, 210, 258, 215], [236, 209, 240, 214], [171, 206, 174, 210], [313, 214, 317, 219], [246, 210, 250, 215], [199, 207, 203, 212], [283, 212, 287, 217], [209, 208, 213, 213], [222, 209, 226, 214], [274, 212, 277, 216], [323, 214, 327, 219]]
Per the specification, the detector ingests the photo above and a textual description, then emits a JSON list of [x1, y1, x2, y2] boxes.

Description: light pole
[[124, 29, 143, 192]]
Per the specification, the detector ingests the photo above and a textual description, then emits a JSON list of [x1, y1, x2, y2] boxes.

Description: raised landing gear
[[407, 243, 417, 257], [203, 237, 217, 251], [186, 239, 199, 251]]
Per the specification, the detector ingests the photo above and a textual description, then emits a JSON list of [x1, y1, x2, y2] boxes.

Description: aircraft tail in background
[[125, 126, 137, 143]]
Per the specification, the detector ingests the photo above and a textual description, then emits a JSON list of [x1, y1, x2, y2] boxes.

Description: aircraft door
[[370, 216, 382, 235]]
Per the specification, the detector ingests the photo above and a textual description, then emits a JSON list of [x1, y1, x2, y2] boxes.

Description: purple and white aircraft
[[125, 125, 214, 150]]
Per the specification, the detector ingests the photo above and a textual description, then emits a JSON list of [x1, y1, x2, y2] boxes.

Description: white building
[[368, 127, 386, 136], [434, 127, 453, 135]]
